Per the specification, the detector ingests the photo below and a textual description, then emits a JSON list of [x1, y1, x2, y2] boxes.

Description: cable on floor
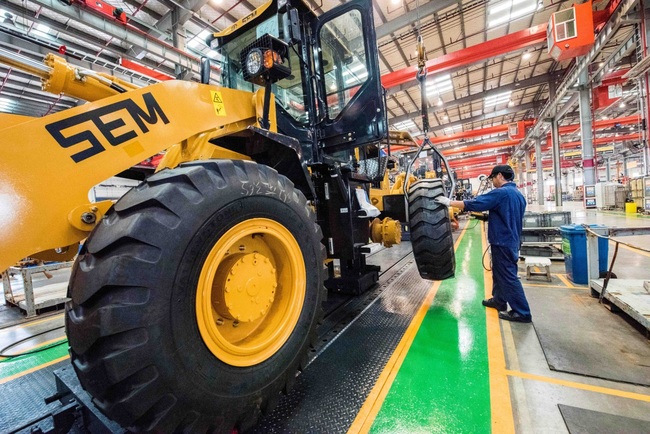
[[0, 325, 66, 359], [482, 244, 492, 271]]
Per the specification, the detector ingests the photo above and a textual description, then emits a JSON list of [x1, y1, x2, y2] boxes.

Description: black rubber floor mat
[[559, 404, 650, 434], [250, 263, 432, 433], [0, 360, 68, 433], [527, 286, 650, 386]]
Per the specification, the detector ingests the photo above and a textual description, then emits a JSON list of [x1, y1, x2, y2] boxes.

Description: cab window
[[218, 16, 309, 124], [318, 9, 368, 120]]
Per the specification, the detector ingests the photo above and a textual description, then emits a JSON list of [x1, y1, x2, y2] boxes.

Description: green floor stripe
[[370, 225, 491, 433], [0, 341, 68, 380], [600, 210, 650, 219]]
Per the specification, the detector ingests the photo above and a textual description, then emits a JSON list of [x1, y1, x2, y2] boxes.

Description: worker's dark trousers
[[491, 245, 531, 317]]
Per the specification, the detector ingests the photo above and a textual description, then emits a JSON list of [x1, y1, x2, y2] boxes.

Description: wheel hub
[[196, 218, 306, 367], [220, 253, 277, 322]]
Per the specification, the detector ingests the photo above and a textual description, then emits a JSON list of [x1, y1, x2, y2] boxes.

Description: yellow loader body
[[0, 81, 268, 271]]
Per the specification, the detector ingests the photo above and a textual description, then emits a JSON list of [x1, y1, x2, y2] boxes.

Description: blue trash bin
[[559, 224, 609, 284]]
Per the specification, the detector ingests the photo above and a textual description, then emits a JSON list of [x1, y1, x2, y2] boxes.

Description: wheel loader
[[0, 0, 455, 432]]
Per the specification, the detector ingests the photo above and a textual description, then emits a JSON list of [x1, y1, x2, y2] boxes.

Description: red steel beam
[[120, 58, 174, 81], [381, 8, 609, 90], [431, 119, 535, 144], [381, 24, 548, 89], [458, 160, 576, 178], [558, 115, 638, 135], [448, 153, 510, 167], [560, 133, 641, 149], [442, 140, 519, 157]]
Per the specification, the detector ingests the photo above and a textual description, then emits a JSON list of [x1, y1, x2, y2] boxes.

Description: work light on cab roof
[[242, 34, 291, 86]]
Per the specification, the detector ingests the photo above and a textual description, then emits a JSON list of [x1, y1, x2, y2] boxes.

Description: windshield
[[217, 16, 309, 124]]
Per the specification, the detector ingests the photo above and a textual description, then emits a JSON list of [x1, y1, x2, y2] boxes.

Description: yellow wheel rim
[[196, 218, 306, 367]]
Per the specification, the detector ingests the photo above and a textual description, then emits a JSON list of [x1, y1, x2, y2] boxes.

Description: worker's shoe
[[482, 298, 507, 311], [498, 310, 532, 323]]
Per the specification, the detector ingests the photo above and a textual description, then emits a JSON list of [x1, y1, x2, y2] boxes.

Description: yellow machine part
[[369, 171, 391, 211], [391, 172, 417, 194], [195, 218, 305, 367], [370, 217, 402, 247], [43, 54, 140, 102], [0, 81, 266, 271]]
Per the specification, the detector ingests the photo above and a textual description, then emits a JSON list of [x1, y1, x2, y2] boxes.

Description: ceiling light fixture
[[427, 74, 453, 95], [393, 119, 417, 131], [522, 51, 531, 60], [488, 0, 538, 28], [484, 90, 512, 107]]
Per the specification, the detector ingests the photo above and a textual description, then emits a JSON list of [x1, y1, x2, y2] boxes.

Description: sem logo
[[45, 92, 170, 163]]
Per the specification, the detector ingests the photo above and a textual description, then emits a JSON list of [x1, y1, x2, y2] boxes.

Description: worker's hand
[[434, 196, 451, 207]]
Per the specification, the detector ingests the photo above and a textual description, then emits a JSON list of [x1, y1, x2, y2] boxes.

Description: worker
[[434, 164, 531, 323]]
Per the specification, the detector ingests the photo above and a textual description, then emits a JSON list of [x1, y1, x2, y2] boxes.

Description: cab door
[[312, 0, 387, 154]]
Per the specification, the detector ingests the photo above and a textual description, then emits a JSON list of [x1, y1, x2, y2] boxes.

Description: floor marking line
[[0, 313, 64, 336], [521, 281, 578, 289], [348, 224, 470, 434], [501, 322, 533, 433], [0, 355, 69, 384], [0, 336, 67, 360], [482, 223, 516, 434], [620, 243, 650, 258], [503, 369, 650, 402], [555, 273, 576, 288]]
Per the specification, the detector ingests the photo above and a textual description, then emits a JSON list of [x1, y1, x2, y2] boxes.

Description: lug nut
[[81, 212, 96, 224]]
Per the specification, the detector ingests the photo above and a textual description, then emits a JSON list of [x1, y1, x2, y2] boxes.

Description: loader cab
[[210, 0, 386, 163]]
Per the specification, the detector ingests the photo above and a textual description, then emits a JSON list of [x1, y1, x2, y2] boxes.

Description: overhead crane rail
[[514, 0, 638, 157]]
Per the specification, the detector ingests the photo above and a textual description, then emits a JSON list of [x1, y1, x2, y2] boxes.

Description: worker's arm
[[434, 196, 465, 210], [436, 189, 502, 212], [449, 200, 465, 210]]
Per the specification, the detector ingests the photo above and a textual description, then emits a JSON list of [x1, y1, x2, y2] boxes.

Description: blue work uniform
[[463, 182, 531, 317]]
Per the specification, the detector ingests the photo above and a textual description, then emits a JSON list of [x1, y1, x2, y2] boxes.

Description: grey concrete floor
[[511, 201, 650, 433]]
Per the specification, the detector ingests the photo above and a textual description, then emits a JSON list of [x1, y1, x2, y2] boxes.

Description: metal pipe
[[524, 149, 531, 202], [0, 47, 52, 79], [535, 135, 544, 205], [579, 69, 596, 186], [551, 118, 562, 206]]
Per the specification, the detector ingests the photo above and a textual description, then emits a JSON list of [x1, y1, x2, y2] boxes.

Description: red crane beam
[[381, 24, 548, 90], [442, 140, 519, 157], [560, 133, 641, 149], [381, 10, 609, 90], [448, 153, 510, 167], [558, 115, 638, 135]]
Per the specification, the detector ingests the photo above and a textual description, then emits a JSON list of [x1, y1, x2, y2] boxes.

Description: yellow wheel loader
[[0, 0, 455, 432]]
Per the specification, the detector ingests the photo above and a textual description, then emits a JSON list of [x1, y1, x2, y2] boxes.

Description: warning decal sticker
[[210, 90, 226, 116]]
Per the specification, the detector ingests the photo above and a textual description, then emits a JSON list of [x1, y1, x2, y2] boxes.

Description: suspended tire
[[408, 178, 455, 280], [65, 160, 325, 433]]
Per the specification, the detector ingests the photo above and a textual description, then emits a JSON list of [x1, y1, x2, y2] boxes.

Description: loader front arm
[[0, 81, 258, 271]]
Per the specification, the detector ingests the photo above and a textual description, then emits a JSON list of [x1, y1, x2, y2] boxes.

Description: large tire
[[65, 160, 325, 433], [408, 179, 455, 280]]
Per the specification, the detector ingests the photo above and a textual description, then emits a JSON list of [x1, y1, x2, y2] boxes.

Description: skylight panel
[[484, 91, 512, 107], [443, 125, 462, 135], [393, 120, 417, 131], [188, 30, 211, 49], [0, 97, 15, 113], [427, 74, 453, 96], [488, 0, 538, 28]]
